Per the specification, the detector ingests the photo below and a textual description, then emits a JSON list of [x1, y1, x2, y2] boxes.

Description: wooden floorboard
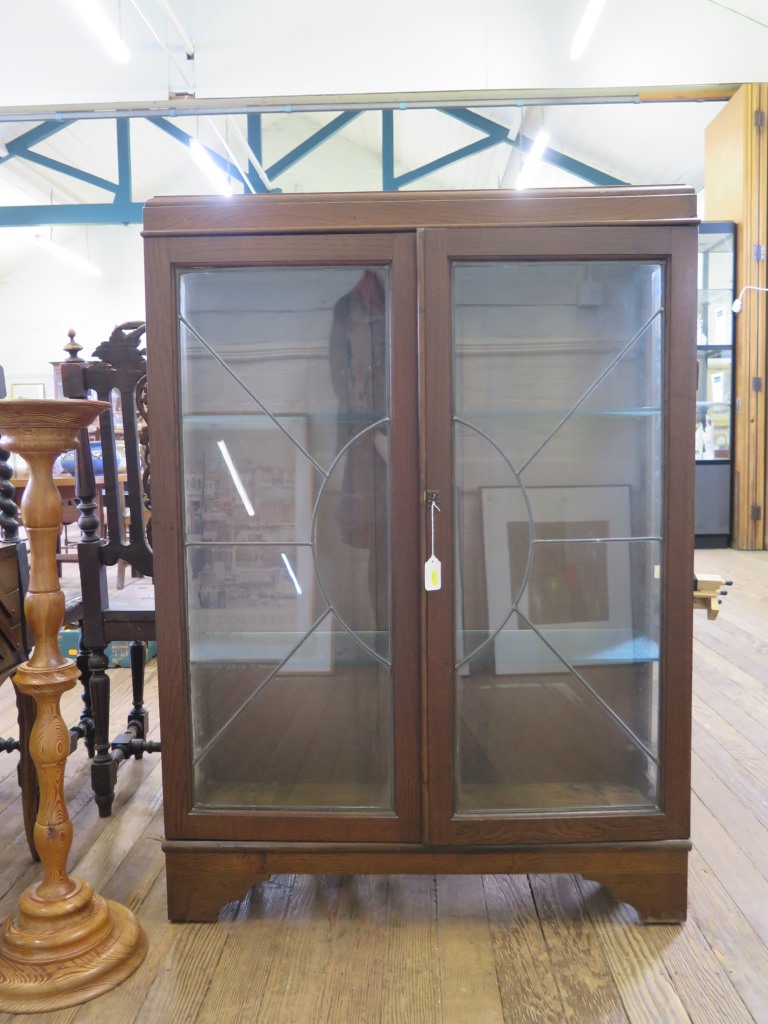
[[0, 548, 766, 1022]]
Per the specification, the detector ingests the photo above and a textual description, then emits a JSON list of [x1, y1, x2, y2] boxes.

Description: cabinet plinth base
[[0, 879, 147, 1013], [162, 839, 689, 924]]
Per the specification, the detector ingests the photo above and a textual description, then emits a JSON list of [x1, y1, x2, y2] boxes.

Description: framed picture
[[10, 380, 46, 399], [481, 485, 633, 674], [185, 414, 333, 673]]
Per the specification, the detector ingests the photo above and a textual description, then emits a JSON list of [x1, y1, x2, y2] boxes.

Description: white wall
[[0, 224, 145, 393]]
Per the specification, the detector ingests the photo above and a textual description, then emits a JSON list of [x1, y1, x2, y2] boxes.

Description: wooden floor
[[0, 547, 767, 1023]]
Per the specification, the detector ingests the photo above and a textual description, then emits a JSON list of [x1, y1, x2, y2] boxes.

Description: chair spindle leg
[[88, 647, 117, 818], [127, 639, 148, 757]]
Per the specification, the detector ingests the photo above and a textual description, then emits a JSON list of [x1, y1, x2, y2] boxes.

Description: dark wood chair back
[[60, 322, 158, 817], [61, 322, 153, 586]]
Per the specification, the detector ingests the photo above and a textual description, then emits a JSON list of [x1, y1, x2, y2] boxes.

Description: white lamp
[[732, 285, 768, 313]]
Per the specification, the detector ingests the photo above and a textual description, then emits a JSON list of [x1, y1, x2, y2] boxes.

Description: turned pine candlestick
[[0, 399, 147, 1012]]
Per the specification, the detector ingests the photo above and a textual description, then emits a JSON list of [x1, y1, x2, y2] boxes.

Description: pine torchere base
[[0, 878, 147, 1013]]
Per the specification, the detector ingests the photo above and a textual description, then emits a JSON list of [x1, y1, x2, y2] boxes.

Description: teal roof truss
[[0, 106, 626, 227]]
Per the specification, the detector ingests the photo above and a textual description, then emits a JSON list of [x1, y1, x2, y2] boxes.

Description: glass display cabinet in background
[[143, 187, 697, 926], [696, 222, 736, 546]]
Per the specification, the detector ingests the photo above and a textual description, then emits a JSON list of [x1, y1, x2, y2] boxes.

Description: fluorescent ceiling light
[[153, 0, 195, 57], [69, 0, 130, 63], [515, 129, 550, 190], [280, 553, 302, 595], [217, 440, 254, 515], [190, 139, 234, 197], [35, 235, 101, 276], [570, 0, 607, 61], [128, 0, 195, 89]]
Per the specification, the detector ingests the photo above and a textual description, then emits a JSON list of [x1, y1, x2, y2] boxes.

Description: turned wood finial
[[64, 329, 83, 363]]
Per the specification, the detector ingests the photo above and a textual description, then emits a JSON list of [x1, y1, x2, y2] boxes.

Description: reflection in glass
[[696, 226, 734, 463], [456, 621, 659, 814], [191, 615, 391, 811], [179, 266, 393, 811], [453, 260, 664, 814]]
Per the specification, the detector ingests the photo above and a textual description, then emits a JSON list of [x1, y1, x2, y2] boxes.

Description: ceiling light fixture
[[732, 285, 768, 313], [570, 0, 608, 61], [515, 129, 550, 190], [69, 0, 130, 63], [153, 0, 195, 57], [217, 441, 255, 515], [128, 0, 195, 89], [35, 234, 102, 277], [189, 139, 234, 197], [280, 553, 302, 595]]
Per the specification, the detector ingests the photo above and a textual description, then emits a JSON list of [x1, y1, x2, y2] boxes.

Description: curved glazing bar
[[180, 319, 392, 666], [179, 314, 326, 475], [454, 416, 534, 669], [311, 416, 392, 669]]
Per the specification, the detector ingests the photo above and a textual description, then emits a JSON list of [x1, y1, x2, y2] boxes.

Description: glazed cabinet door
[[149, 232, 422, 843], [422, 225, 696, 846]]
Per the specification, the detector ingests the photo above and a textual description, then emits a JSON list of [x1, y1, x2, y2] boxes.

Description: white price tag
[[425, 555, 442, 591]]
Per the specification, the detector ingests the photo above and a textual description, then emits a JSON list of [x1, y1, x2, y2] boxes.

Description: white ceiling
[[2, 0, 767, 106], [0, 0, 766, 258]]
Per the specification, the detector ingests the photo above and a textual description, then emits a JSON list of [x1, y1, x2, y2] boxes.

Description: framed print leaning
[[481, 484, 635, 673]]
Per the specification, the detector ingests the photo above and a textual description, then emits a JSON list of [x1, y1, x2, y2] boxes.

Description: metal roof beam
[[0, 203, 144, 226], [382, 107, 626, 190], [266, 110, 362, 179], [0, 101, 633, 222], [147, 116, 249, 190], [10, 149, 119, 194]]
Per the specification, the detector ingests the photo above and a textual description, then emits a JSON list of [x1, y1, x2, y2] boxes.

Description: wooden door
[[421, 224, 696, 846], [148, 231, 422, 844]]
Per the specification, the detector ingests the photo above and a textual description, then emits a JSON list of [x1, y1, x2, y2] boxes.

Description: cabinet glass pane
[[696, 227, 734, 463], [453, 261, 663, 814], [178, 266, 393, 811]]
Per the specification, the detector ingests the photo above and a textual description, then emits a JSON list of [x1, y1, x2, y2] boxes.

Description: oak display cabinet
[[143, 187, 697, 924]]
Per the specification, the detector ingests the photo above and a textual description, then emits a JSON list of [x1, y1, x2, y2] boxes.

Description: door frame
[[147, 230, 423, 843], [421, 224, 696, 846]]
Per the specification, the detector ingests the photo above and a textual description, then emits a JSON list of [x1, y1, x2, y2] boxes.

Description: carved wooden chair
[[61, 323, 159, 817]]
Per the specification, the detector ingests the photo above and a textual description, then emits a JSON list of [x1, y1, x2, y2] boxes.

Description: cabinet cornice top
[[143, 186, 698, 237]]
